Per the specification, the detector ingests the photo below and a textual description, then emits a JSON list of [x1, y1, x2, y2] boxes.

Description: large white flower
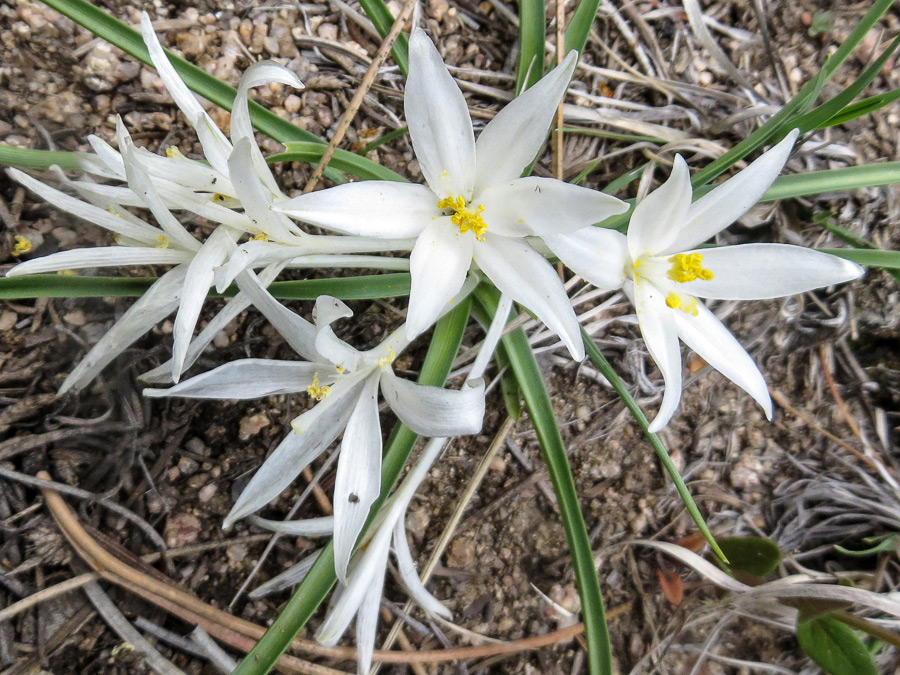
[[276, 29, 628, 358], [548, 130, 864, 431], [145, 286, 484, 581]]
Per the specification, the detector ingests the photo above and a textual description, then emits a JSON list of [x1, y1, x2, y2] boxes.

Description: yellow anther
[[666, 291, 699, 316], [165, 146, 185, 159], [57, 269, 76, 276], [155, 235, 170, 249], [378, 346, 396, 369], [667, 253, 714, 283], [306, 374, 331, 401], [335, 365, 345, 373], [665, 292, 682, 310], [213, 193, 227, 202], [12, 235, 32, 256], [438, 195, 488, 242], [250, 232, 269, 242], [105, 205, 123, 217]]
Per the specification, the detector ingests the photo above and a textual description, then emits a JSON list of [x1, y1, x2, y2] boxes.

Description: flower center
[[378, 347, 396, 369], [438, 195, 487, 242], [306, 374, 331, 400], [667, 253, 713, 283]]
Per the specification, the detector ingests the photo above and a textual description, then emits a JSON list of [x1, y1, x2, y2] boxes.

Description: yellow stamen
[[378, 346, 396, 369], [335, 365, 345, 373], [213, 193, 227, 202], [12, 235, 32, 256], [165, 146, 185, 159], [665, 292, 682, 309], [666, 291, 699, 316], [250, 232, 269, 242], [438, 195, 488, 242], [155, 235, 170, 249], [57, 269, 76, 276], [667, 253, 714, 283], [306, 374, 331, 400]]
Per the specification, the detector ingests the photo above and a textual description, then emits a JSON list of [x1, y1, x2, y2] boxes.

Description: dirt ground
[[1, 0, 899, 673]]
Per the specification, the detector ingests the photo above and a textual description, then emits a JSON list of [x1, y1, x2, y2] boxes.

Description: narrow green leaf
[[563, 128, 666, 145], [835, 533, 900, 558], [0, 273, 411, 300], [356, 125, 410, 156], [0, 146, 82, 171], [717, 537, 781, 577], [817, 248, 900, 270], [796, 614, 879, 675], [270, 144, 405, 182], [582, 331, 727, 563], [820, 88, 900, 128], [516, 0, 546, 93], [761, 162, 900, 202], [475, 285, 612, 675], [565, 0, 601, 55], [816, 217, 900, 287], [357, 0, 409, 75], [232, 299, 471, 675]]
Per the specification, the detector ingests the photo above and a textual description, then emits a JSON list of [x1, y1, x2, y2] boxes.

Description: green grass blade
[[565, 0, 601, 55], [0, 273, 411, 300], [357, 125, 410, 156], [761, 162, 900, 202], [232, 299, 471, 675], [0, 146, 82, 171], [270, 144, 405, 182], [474, 285, 612, 675], [816, 219, 900, 286], [39, 0, 386, 183], [582, 330, 727, 563], [819, 88, 900, 128], [818, 248, 900, 270], [357, 0, 409, 75], [516, 0, 546, 93]]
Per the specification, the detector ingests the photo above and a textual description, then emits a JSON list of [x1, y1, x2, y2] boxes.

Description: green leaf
[[0, 273, 411, 300], [231, 299, 471, 675], [581, 331, 727, 563], [357, 0, 409, 75], [516, 0, 546, 93], [474, 285, 612, 675], [761, 162, 900, 202], [796, 614, 879, 675], [565, 0, 601, 55], [818, 248, 900, 270], [717, 537, 781, 577], [820, 88, 900, 129], [0, 146, 82, 171], [835, 533, 900, 558], [270, 143, 405, 182]]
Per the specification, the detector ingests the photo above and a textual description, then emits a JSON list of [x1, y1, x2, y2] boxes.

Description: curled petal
[[144, 360, 323, 399], [543, 227, 630, 291], [631, 280, 683, 432], [393, 518, 452, 619], [676, 244, 864, 300], [276, 181, 436, 238], [380, 369, 485, 437], [475, 236, 584, 360], [474, 51, 577, 188], [313, 296, 362, 372], [673, 301, 772, 419], [406, 30, 476, 199], [478, 177, 628, 238], [665, 130, 799, 254], [355, 573, 387, 675], [333, 375, 382, 584], [250, 515, 334, 537], [628, 155, 692, 260]]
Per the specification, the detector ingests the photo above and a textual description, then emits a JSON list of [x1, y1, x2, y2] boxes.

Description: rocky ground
[[1, 0, 899, 673]]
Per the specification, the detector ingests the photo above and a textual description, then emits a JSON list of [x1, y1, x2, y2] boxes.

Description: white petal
[[171, 226, 236, 381], [121, 134, 202, 252], [131, 144, 232, 193], [276, 181, 435, 237], [250, 515, 334, 536], [543, 227, 629, 291], [406, 30, 476, 199], [86, 135, 126, 178], [6, 247, 191, 276], [665, 130, 799, 254], [632, 280, 683, 432], [628, 155, 692, 259], [333, 375, 382, 583], [474, 51, 577, 188], [672, 301, 772, 419], [392, 519, 452, 618], [223, 378, 365, 528], [140, 12, 232, 174], [380, 369, 485, 436], [215, 240, 296, 292], [675, 244, 865, 300], [355, 573, 386, 675], [475, 236, 584, 360], [8, 168, 160, 245], [144, 360, 323, 399], [249, 550, 321, 598], [313, 296, 362, 372], [59, 267, 187, 394], [479, 177, 628, 238], [228, 137, 304, 242], [231, 61, 303, 197], [142, 265, 283, 383], [406, 219, 474, 339]]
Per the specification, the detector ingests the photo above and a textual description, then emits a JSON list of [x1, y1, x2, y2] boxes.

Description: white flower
[[548, 129, 864, 431], [145, 286, 484, 581], [275, 29, 628, 358]]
